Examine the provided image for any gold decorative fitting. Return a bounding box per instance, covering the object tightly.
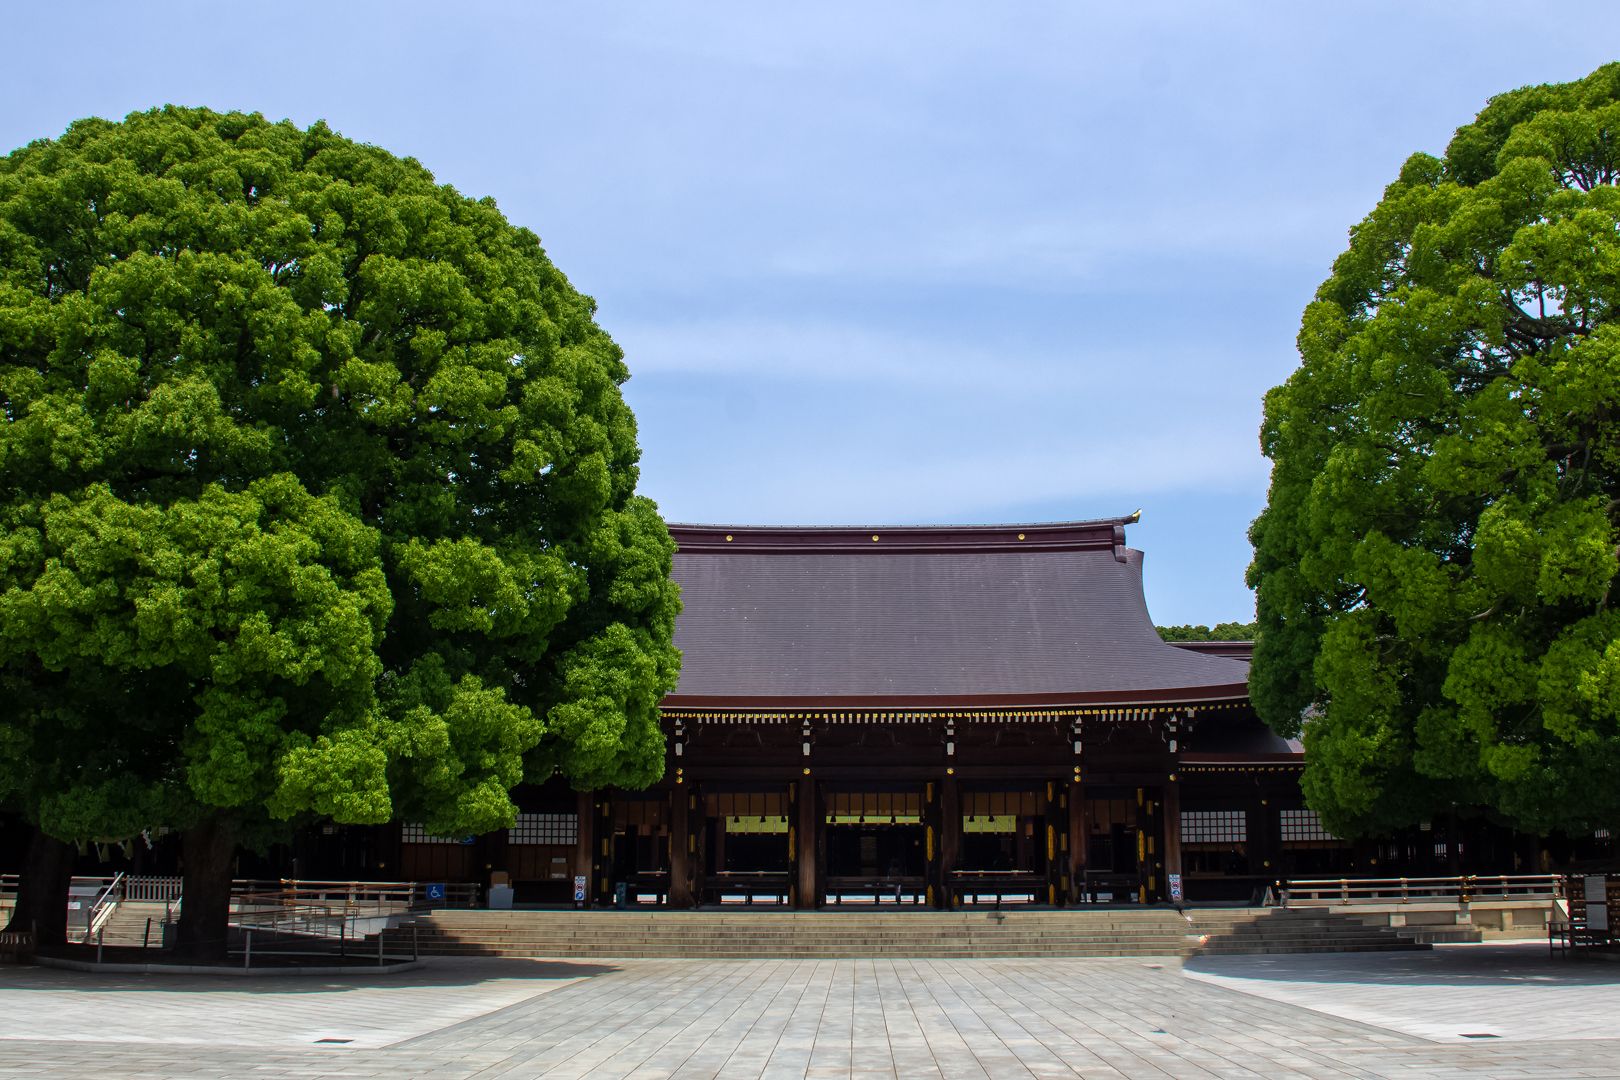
[946,766,955,776]
[871,534,880,542]
[1017,533,1025,540]
[802,767,811,775]
[725,534,733,541]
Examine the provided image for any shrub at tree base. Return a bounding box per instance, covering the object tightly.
[1249,64,1620,840]
[0,108,681,957]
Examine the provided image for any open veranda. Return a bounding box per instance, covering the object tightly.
[1,944,1618,1079]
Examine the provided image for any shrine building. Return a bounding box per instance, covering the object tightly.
[397,514,1332,908]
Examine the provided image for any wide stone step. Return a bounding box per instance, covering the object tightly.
[395,945,1189,958]
[400,932,1198,939]
[365,907,1429,959]
[397,932,1183,943]
[405,932,1192,939]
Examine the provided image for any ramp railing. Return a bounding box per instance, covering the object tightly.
[1282,874,1561,906]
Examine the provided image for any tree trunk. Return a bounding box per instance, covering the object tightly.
[174,814,237,962]
[3,825,75,948]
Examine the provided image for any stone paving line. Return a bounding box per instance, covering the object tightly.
[0,951,1617,1078]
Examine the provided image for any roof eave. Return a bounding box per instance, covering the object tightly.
[660,683,1252,711]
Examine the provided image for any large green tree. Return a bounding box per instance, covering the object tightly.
[0,108,680,956]
[1249,63,1620,841]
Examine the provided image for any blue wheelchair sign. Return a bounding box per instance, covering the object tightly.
[425,882,447,901]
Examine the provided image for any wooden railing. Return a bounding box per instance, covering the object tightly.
[230,879,481,911]
[126,875,183,902]
[1282,874,1562,906]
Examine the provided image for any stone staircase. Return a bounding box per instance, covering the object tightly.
[78,901,174,946]
[369,906,1430,960]
[1186,908,1430,955]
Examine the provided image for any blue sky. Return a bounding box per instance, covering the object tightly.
[6,5,1617,625]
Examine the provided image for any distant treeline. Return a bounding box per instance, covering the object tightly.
[1156,622,1256,642]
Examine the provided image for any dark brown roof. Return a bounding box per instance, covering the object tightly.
[1169,640,1253,662]
[664,518,1253,709]
[1181,723,1303,762]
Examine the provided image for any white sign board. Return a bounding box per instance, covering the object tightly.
[1585,875,1609,932]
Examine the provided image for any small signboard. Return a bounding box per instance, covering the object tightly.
[425,882,447,902]
[573,874,587,903]
[1168,873,1184,904]
[1586,875,1609,932]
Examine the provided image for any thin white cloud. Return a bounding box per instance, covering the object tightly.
[617,317,1268,402]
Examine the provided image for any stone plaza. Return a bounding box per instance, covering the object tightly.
[0,943,1617,1078]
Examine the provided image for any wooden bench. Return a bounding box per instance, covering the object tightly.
[948,870,1044,908]
[702,872,790,905]
[825,875,927,905]
[1079,872,1143,904]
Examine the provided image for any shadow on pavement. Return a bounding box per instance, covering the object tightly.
[1184,943,1620,988]
[0,956,620,994]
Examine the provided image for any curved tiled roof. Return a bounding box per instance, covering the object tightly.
[663,518,1252,708]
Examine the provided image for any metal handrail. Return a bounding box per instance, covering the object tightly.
[232,899,353,938]
[1282,873,1562,906]
[81,872,126,943]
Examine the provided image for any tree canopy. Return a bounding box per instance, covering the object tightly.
[1248,64,1620,839]
[0,108,680,947]
[1157,622,1256,643]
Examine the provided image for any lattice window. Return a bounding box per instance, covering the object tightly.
[1279,809,1338,842]
[1181,810,1246,844]
[1596,828,1611,840]
[401,823,463,845]
[509,813,577,846]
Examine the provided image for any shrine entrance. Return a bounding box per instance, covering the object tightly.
[950,786,1054,906]
[700,789,791,905]
[1082,787,1163,903]
[607,796,670,905]
[823,789,926,904]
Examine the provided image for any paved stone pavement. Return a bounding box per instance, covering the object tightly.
[0,946,1617,1078]
[1184,942,1620,1044]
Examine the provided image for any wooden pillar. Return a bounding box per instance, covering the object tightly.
[713,810,727,876]
[595,793,613,906]
[795,776,818,909]
[1067,779,1087,903]
[1251,789,1276,897]
[1446,808,1463,876]
[1042,781,1062,907]
[1134,786,1151,904]
[1163,775,1183,906]
[939,774,961,908]
[924,779,941,907]
[573,789,595,909]
[669,785,693,908]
